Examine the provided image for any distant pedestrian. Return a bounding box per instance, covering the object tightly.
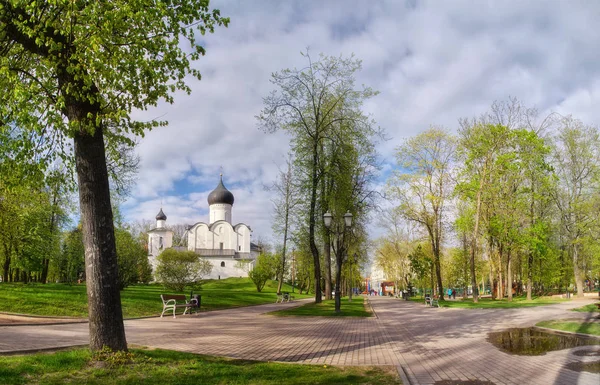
[452,289,456,299]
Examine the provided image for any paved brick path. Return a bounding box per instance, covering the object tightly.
[0,297,598,385]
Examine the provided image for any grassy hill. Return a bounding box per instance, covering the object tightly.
[0,278,311,318]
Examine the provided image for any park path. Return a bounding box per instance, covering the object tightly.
[0,297,598,385]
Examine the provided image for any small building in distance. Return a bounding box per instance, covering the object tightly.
[148,174,259,280]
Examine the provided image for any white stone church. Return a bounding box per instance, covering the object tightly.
[147,175,259,280]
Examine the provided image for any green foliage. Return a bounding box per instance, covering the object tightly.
[258,51,381,302]
[114,227,150,289]
[0,0,230,168]
[156,249,212,292]
[54,227,86,283]
[408,245,432,286]
[248,252,279,292]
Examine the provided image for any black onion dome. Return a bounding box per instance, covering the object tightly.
[156,208,167,221]
[207,175,234,206]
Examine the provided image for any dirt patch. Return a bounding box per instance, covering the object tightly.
[0,313,86,325]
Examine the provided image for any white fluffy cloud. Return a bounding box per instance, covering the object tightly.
[122,0,600,242]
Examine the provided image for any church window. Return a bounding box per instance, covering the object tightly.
[238,246,241,251]
[221,261,225,267]
[220,242,224,250]
[159,237,163,249]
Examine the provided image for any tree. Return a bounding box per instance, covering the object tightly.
[0,0,228,351]
[552,117,600,297]
[248,251,278,292]
[267,154,300,295]
[408,244,433,296]
[114,227,149,290]
[155,249,212,292]
[55,226,85,284]
[258,52,378,303]
[388,128,456,299]
[457,123,512,302]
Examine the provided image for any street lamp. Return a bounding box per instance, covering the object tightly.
[323,210,353,313]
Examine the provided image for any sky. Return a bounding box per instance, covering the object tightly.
[122,0,600,244]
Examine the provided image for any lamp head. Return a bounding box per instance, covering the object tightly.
[344,211,353,228]
[323,211,332,228]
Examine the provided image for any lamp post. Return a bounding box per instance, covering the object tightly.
[323,210,353,313]
[291,248,295,294]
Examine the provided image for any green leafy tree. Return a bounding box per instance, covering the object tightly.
[0,0,228,351]
[552,117,600,297]
[258,52,379,303]
[114,228,148,290]
[156,249,212,292]
[248,252,278,292]
[387,127,456,299]
[408,244,433,297]
[55,226,85,284]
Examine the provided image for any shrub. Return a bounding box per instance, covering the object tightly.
[248,252,278,292]
[155,249,212,291]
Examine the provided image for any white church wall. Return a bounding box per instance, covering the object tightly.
[210,203,232,223]
[205,258,252,280]
[148,230,173,278]
[235,225,250,252]
[189,223,209,249]
[211,221,233,249]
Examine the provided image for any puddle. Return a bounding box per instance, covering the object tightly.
[488,328,600,356]
[435,381,496,385]
[573,349,600,357]
[565,361,600,374]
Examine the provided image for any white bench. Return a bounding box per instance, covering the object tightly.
[160,294,198,318]
[275,292,294,303]
[425,297,440,308]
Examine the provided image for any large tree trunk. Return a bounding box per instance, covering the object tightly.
[572,244,584,298]
[2,243,10,283]
[309,142,322,303]
[276,221,288,295]
[497,243,503,299]
[507,248,513,301]
[74,126,127,352]
[470,186,484,302]
[41,192,59,284]
[433,244,444,300]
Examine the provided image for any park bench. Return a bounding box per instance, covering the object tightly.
[425,297,440,308]
[595,303,600,310]
[160,294,200,318]
[275,292,294,303]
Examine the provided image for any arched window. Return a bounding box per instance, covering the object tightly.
[221,261,225,267]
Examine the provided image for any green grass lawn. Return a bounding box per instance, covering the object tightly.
[270,297,372,317]
[0,278,312,318]
[409,295,566,309]
[0,347,401,385]
[570,303,600,313]
[536,320,600,336]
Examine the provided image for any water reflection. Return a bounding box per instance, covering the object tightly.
[488,328,600,356]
